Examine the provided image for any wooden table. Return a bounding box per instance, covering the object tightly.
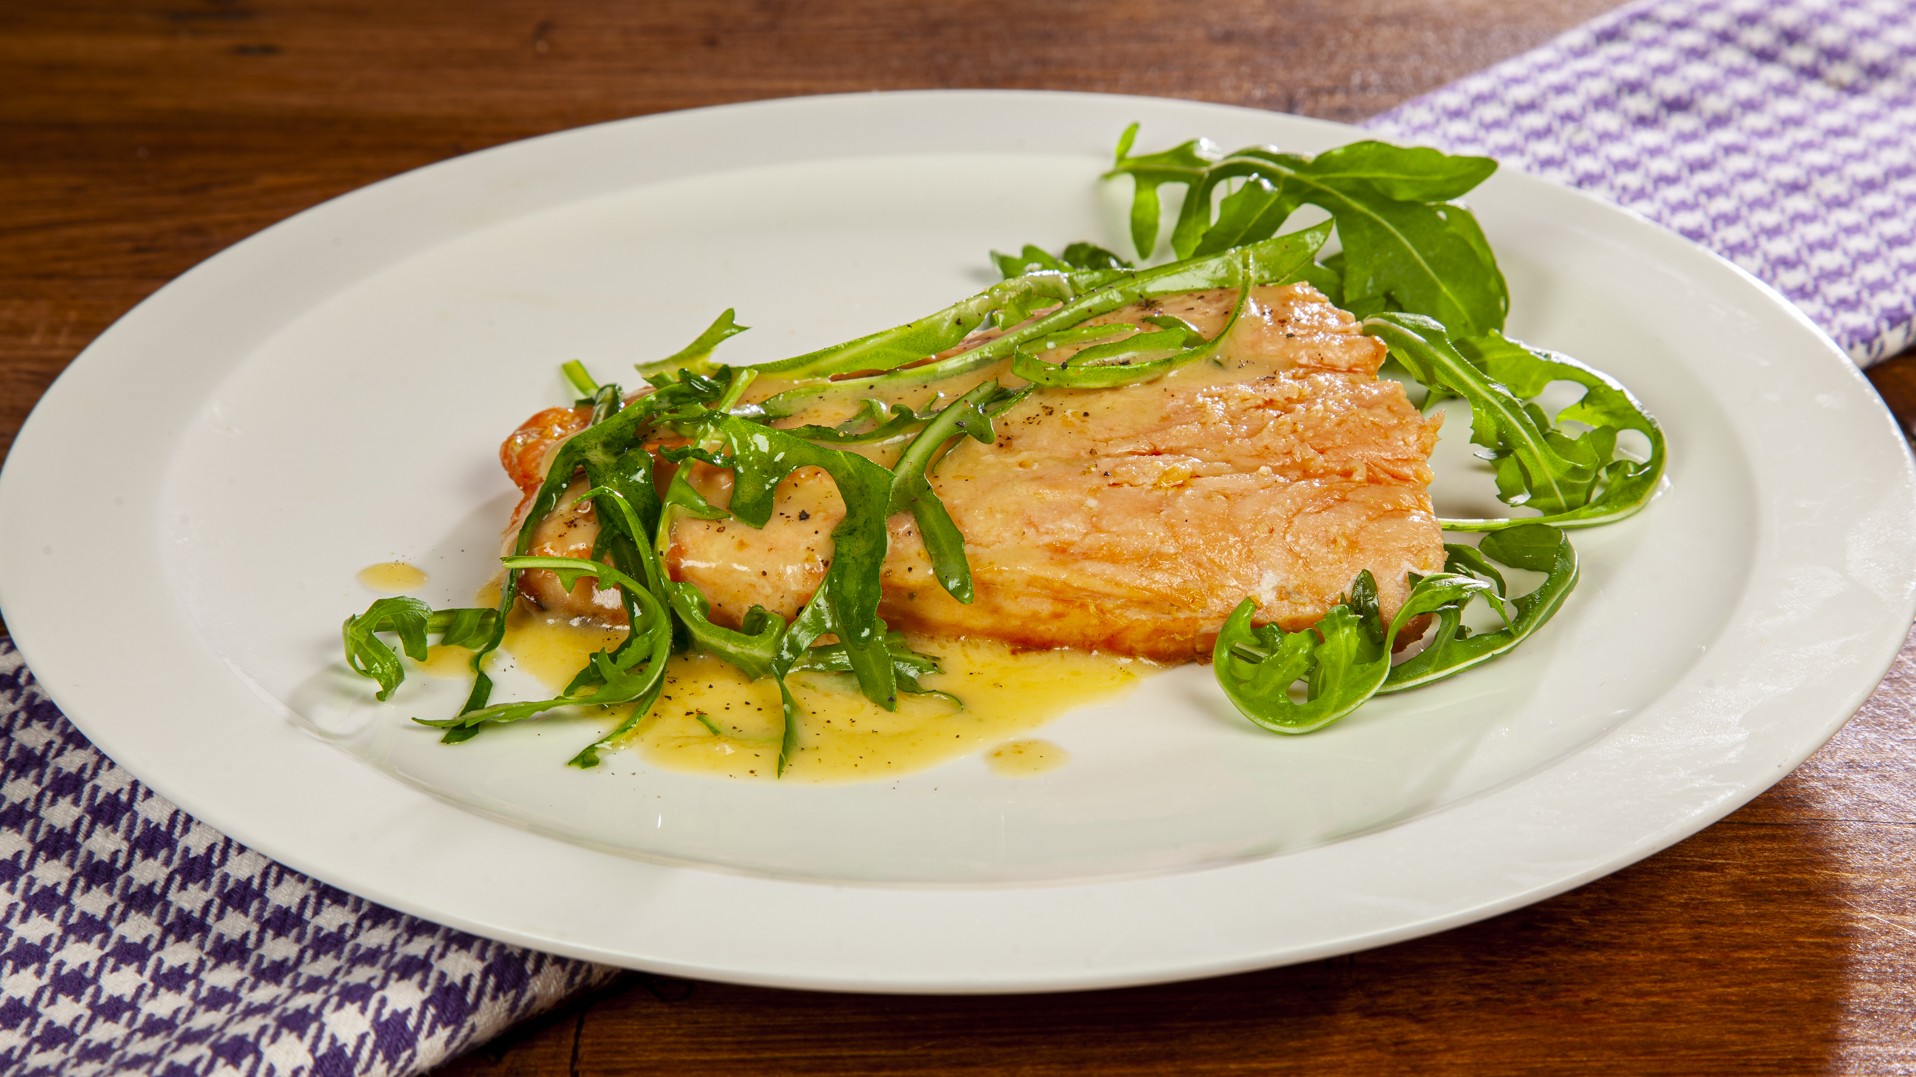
[6,2,1914,1072]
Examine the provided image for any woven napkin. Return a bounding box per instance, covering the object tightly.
[1366,0,1916,366]
[0,643,613,1076]
[7,0,1916,1074]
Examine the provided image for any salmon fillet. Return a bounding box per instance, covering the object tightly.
[502,282,1445,662]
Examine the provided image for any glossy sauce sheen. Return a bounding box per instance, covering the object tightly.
[475,608,1139,781]
[504,282,1446,661]
[357,561,428,593]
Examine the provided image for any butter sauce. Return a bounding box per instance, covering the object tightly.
[357,560,428,593]
[631,641,1131,782]
[984,738,1070,777]
[423,589,1140,781]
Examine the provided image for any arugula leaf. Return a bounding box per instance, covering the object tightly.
[749,272,1093,384]
[1108,127,1507,337]
[666,583,784,680]
[1009,252,1256,389]
[561,360,600,397]
[415,556,675,767]
[1011,320,1203,388]
[1103,127,1213,271]
[1211,567,1498,734]
[706,418,896,695]
[1453,332,1668,530]
[341,598,498,701]
[636,308,750,383]
[584,452,666,576]
[574,482,673,632]
[793,633,963,707]
[434,369,733,739]
[1362,313,1664,529]
[651,414,900,772]
[1363,311,1592,513]
[887,380,1028,602]
[992,241,1132,278]
[754,224,1330,420]
[1381,524,1579,692]
[779,398,939,446]
[1304,140,1499,202]
[579,382,623,426]
[1211,585,1393,735]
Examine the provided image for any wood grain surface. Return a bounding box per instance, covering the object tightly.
[4,2,1914,1073]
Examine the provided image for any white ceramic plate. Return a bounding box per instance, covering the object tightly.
[4,91,1913,993]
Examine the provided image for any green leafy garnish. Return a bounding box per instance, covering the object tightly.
[648,414,901,773]
[1106,127,1662,534]
[1382,524,1580,692]
[412,557,674,768]
[339,128,1665,769]
[1362,313,1665,529]
[752,223,1328,414]
[1210,575,1394,735]
[1212,568,1500,734]
[341,598,497,701]
[560,359,600,397]
[1009,256,1255,389]
[886,380,1028,602]
[1109,126,1507,335]
[637,308,750,382]
[1213,525,1574,733]
[793,633,963,708]
[779,398,940,446]
[991,241,1132,278]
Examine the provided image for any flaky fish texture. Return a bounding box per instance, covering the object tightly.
[501,282,1445,661]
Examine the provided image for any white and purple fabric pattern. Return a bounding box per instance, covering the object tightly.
[5,0,1915,1073]
[0,645,613,1076]
[1369,0,1916,366]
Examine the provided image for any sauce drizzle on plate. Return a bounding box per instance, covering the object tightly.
[440,588,1141,782]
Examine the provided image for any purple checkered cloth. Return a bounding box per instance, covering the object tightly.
[0,643,613,1076]
[1368,0,1916,366]
[6,0,1915,1073]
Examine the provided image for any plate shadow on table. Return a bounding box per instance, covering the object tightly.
[442,810,1859,1074]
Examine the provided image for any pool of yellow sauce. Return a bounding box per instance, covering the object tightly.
[438,593,1141,782]
[358,561,428,593]
[417,642,482,679]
